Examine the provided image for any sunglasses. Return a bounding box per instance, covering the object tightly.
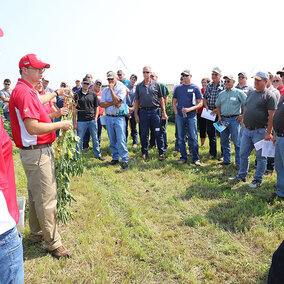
[182,74,190,77]
[95,83,102,86]
[238,76,245,79]
[27,66,45,73]
[107,78,114,81]
[212,73,219,76]
[4,83,10,85]
[224,80,231,83]
[143,71,150,74]
[82,82,90,85]
[273,80,280,83]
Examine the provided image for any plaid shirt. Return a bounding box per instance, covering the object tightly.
[204,80,225,110]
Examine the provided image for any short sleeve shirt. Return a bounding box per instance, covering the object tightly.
[126,84,136,107]
[244,89,277,128]
[215,87,247,116]
[273,95,284,133]
[203,80,225,110]
[74,90,99,121]
[135,80,163,108]
[9,79,56,148]
[0,88,11,113]
[101,81,127,115]
[160,83,169,97]
[173,83,202,118]
[235,84,254,96]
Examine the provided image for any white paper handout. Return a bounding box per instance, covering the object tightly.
[254,139,264,151]
[201,108,216,121]
[261,141,275,157]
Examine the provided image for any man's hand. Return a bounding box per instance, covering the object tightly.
[57,88,72,98]
[236,115,243,122]
[264,132,272,141]
[109,82,115,90]
[55,107,68,118]
[135,114,139,124]
[162,112,168,121]
[182,107,189,115]
[61,120,72,131]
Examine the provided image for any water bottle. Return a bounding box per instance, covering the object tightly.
[182,106,187,118]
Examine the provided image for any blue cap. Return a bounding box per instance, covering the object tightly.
[253,71,269,80]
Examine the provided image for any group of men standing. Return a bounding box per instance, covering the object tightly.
[1,53,284,281]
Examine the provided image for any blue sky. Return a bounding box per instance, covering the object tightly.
[0,0,283,89]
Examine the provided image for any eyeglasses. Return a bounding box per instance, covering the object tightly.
[273,80,280,83]
[224,80,231,83]
[212,73,219,76]
[238,76,245,79]
[95,83,102,86]
[182,74,190,77]
[107,78,114,81]
[4,83,10,86]
[82,82,90,85]
[143,71,150,74]
[27,66,45,73]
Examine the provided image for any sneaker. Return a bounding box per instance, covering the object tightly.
[133,144,138,148]
[228,176,246,182]
[249,180,261,188]
[218,157,224,162]
[177,159,186,164]
[109,160,119,165]
[219,161,231,166]
[194,160,201,167]
[50,246,72,259]
[121,162,129,169]
[158,155,165,161]
[97,156,105,161]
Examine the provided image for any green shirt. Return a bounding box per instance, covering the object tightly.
[215,87,246,116]
[160,83,169,97]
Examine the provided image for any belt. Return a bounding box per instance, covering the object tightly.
[222,115,239,118]
[140,107,158,110]
[277,133,284,137]
[106,114,125,117]
[22,143,51,150]
[246,126,265,131]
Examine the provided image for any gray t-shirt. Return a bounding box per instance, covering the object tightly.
[0,88,11,113]
[135,80,162,108]
[235,84,254,96]
[244,89,277,128]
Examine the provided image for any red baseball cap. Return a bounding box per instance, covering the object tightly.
[19,54,50,69]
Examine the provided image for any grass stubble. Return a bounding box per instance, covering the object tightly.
[14,123,284,283]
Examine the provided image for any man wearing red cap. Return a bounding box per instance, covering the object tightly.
[9,54,73,259]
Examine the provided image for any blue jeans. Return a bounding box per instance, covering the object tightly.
[0,227,24,284]
[139,109,165,156]
[125,112,138,145]
[175,114,200,162]
[77,120,101,158]
[237,127,267,182]
[220,116,241,165]
[106,116,129,162]
[4,111,10,122]
[83,116,103,148]
[275,136,284,197]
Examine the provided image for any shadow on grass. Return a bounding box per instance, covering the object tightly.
[23,238,48,260]
[180,177,284,232]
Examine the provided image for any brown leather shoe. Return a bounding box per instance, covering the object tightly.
[50,246,72,259]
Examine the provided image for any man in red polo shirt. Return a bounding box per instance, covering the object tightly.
[9,54,72,259]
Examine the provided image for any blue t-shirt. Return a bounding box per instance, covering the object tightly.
[173,83,202,118]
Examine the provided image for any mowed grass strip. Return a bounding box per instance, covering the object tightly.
[14,122,284,283]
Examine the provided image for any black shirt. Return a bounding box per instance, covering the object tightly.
[74,90,99,121]
[273,95,284,134]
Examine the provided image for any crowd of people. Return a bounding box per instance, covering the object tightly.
[1,53,284,282]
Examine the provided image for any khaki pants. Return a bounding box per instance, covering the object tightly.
[20,146,62,251]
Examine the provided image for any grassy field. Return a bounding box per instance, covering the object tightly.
[14,122,284,283]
